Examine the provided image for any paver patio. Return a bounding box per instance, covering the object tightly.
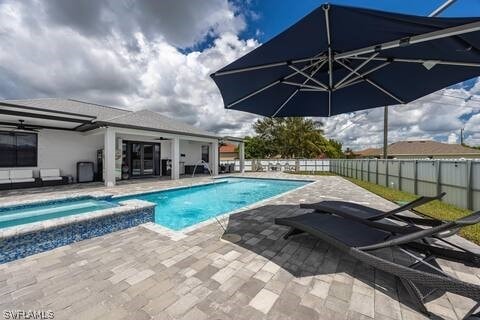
[0,173,479,319]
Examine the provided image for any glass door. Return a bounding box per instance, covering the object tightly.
[131,143,142,176]
[143,144,154,175]
[128,142,159,177]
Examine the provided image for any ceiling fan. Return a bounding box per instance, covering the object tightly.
[8,120,41,132]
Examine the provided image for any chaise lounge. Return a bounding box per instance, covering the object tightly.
[300,192,446,226]
[275,212,480,316]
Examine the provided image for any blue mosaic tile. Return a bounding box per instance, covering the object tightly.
[0,208,154,264]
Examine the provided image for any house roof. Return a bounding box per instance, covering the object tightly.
[355,140,480,157]
[0,98,219,139]
[100,109,219,138]
[1,98,129,121]
[220,143,237,153]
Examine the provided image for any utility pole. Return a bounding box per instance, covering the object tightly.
[382,0,457,160]
[383,106,388,159]
[461,128,464,145]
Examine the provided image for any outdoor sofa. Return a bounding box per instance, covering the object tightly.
[39,168,68,186]
[0,168,68,190]
[275,212,480,316]
[8,169,40,189]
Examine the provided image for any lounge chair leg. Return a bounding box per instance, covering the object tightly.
[398,278,431,316]
[283,227,305,239]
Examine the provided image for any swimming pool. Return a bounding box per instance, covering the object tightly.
[113,177,310,230]
[0,197,118,229]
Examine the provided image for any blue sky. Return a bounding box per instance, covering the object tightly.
[240,0,480,42]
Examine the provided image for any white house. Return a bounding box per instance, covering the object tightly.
[0,98,245,187]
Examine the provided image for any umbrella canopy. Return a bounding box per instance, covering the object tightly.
[210,4,480,117]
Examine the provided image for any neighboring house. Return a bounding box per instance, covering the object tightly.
[0,98,245,186]
[354,140,480,159]
[219,143,238,161]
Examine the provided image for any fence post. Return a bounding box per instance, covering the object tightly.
[367,159,370,182]
[435,160,441,197]
[413,160,418,195]
[295,159,300,172]
[360,160,364,181]
[398,161,402,191]
[385,160,389,187]
[375,159,379,184]
[466,160,473,210]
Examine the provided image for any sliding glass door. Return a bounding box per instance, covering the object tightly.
[128,142,160,177]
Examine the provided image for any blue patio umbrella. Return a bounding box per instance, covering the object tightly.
[210,4,480,117]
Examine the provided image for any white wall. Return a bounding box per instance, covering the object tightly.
[180,140,208,166]
[1,129,103,179]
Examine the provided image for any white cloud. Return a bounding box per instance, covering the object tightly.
[323,82,480,150]
[0,0,258,135]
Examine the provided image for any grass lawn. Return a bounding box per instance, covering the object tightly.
[344,177,480,245]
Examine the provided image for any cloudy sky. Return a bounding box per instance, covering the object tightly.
[0,0,479,150]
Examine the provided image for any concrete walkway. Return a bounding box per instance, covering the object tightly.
[0,173,478,319]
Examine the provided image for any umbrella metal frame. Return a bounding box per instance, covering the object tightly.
[212,5,480,118]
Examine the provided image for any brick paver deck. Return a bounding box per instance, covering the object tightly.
[0,173,479,319]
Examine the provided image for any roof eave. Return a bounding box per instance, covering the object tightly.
[95,121,220,140]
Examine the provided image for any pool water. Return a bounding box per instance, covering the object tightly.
[113,177,310,230]
[0,198,117,229]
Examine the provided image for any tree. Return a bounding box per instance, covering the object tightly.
[244,136,271,159]
[245,117,344,159]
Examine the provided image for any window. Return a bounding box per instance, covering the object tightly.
[0,132,37,167]
[201,145,209,163]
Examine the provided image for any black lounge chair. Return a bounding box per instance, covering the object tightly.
[275,212,480,316]
[300,192,446,227]
[299,192,480,267]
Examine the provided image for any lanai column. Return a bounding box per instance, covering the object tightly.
[104,127,116,187]
[171,137,180,180]
[211,140,219,175]
[239,142,245,173]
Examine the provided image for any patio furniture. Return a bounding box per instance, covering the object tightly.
[40,168,68,186]
[283,163,294,172]
[0,170,11,190]
[300,192,447,227]
[269,163,278,171]
[275,212,480,315]
[9,169,40,189]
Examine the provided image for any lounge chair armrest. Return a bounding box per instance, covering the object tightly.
[358,221,457,251]
[455,210,480,226]
[388,192,446,215]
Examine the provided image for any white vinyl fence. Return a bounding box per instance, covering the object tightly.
[330,159,480,211]
[220,159,330,173]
